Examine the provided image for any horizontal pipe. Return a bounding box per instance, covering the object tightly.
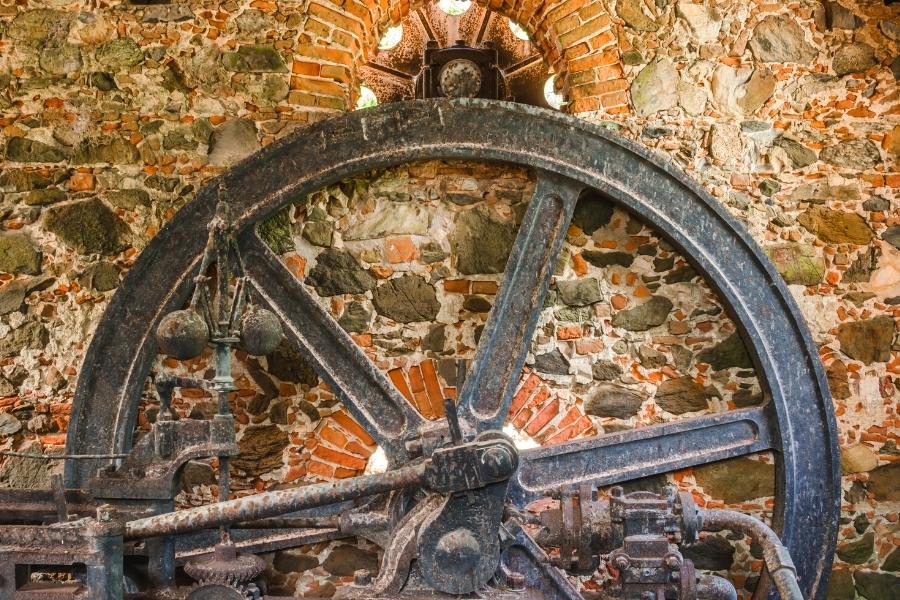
[699,509,804,600]
[125,463,425,541]
[697,573,738,600]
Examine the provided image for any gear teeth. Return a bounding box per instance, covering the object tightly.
[183,543,266,587]
[185,581,252,600]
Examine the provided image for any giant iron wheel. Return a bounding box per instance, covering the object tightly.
[64,100,840,599]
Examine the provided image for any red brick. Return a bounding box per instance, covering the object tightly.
[389,367,414,403]
[525,398,560,436]
[420,360,445,418]
[331,409,376,446]
[508,373,542,418]
[444,279,470,294]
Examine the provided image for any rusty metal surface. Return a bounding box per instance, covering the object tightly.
[52,99,839,599]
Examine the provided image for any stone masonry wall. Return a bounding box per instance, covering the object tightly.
[0,1,898,599]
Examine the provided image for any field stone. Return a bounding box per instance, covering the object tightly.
[0,233,42,275]
[372,274,439,323]
[820,139,882,171]
[617,0,659,32]
[7,9,73,46]
[236,9,274,33]
[346,202,430,240]
[840,445,878,474]
[44,198,129,255]
[836,316,894,364]
[322,545,378,577]
[854,571,900,600]
[78,262,120,292]
[308,249,375,297]
[867,461,900,501]
[107,189,151,210]
[798,206,873,245]
[676,1,722,43]
[232,425,288,475]
[557,278,602,307]
[836,532,874,565]
[883,547,900,572]
[611,296,673,331]
[339,302,372,333]
[592,360,623,381]
[693,458,775,503]
[208,119,259,167]
[630,58,679,116]
[682,535,734,571]
[749,15,817,64]
[73,136,140,164]
[96,38,144,69]
[533,348,569,376]
[832,43,877,76]
[582,251,633,268]
[24,188,66,206]
[697,333,752,370]
[773,138,817,168]
[39,44,83,75]
[5,138,67,163]
[572,192,614,235]
[0,412,22,436]
[0,279,28,314]
[655,376,712,414]
[0,444,62,488]
[450,208,515,274]
[0,321,48,358]
[764,244,824,286]
[222,45,287,72]
[273,550,318,574]
[825,2,861,30]
[584,383,645,419]
[736,68,776,115]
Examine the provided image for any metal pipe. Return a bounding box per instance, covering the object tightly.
[696,574,738,600]
[125,463,426,541]
[699,509,803,600]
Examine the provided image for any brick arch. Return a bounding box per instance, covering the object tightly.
[291,0,628,114]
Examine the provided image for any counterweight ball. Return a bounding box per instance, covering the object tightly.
[156,309,209,360]
[239,307,282,356]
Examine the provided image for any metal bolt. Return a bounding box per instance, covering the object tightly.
[664,554,682,570]
[642,568,653,578]
[479,445,513,479]
[507,572,525,591]
[354,569,372,586]
[612,555,630,571]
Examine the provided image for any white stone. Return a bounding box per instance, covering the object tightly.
[709,122,744,165]
[710,64,752,117]
[677,1,723,43]
[344,202,431,240]
[678,81,708,115]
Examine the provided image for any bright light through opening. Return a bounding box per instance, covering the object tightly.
[438,0,471,16]
[544,76,564,110]
[356,86,378,110]
[508,19,529,41]
[366,446,388,474]
[379,24,403,51]
[503,424,539,450]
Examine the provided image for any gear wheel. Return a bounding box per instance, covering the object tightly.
[183,543,266,587]
[184,582,251,600]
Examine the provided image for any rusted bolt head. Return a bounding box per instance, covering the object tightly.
[156,309,208,360]
[354,569,372,586]
[612,555,630,571]
[479,445,514,479]
[609,486,624,498]
[239,307,283,356]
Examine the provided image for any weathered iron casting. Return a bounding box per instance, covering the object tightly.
[0,100,839,600]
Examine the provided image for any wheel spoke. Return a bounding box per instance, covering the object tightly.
[239,231,426,464]
[458,171,583,434]
[510,406,776,504]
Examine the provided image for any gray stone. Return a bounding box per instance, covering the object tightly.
[557,278,602,307]
[572,192,614,235]
[78,262,120,292]
[790,181,859,204]
[676,1,722,43]
[837,532,874,565]
[592,360,623,381]
[881,19,900,41]
[893,56,900,80]
[24,188,65,206]
[638,345,666,369]
[7,10,72,47]
[89,72,117,91]
[820,139,881,171]
[844,246,878,283]
[338,302,372,333]
[682,535,734,571]
[302,221,333,247]
[617,0,658,31]
[696,333,752,370]
[44,198,129,255]
[258,209,293,255]
[759,179,780,197]
[0,233,42,275]
[884,546,900,572]
[0,169,64,192]
[273,550,318,574]
[422,324,446,352]
[773,138,817,168]
[863,196,890,212]
[709,123,743,165]
[73,136,140,164]
[533,348,569,376]
[655,376,712,414]
[145,174,179,193]
[622,50,644,66]
[345,202,430,240]
[882,226,900,250]
[0,412,21,436]
[180,461,216,490]
[5,138,67,163]
[693,458,775,503]
[372,275,439,323]
[39,44,82,76]
[678,81,707,115]
[825,2,861,30]
[208,119,259,167]
[611,296,673,331]
[267,340,318,386]
[836,316,894,364]
[832,43,877,77]
[555,305,593,322]
[232,425,288,475]
[0,444,61,488]
[107,189,151,210]
[463,295,492,313]
[222,45,287,72]
[420,241,447,263]
[855,571,900,600]
[868,462,900,502]
[96,38,144,69]
[749,15,817,64]
[827,360,851,400]
[0,321,49,358]
[0,279,28,315]
[582,251,633,268]
[764,243,824,285]
[450,208,515,275]
[584,383,645,419]
[630,58,679,116]
[798,206,873,245]
[308,249,375,296]
[322,545,378,577]
[236,9,274,34]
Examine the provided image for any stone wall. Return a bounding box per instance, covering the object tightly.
[0,1,898,599]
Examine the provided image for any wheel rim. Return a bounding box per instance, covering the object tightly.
[65,99,839,599]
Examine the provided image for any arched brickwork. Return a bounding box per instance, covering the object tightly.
[291,0,628,113]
